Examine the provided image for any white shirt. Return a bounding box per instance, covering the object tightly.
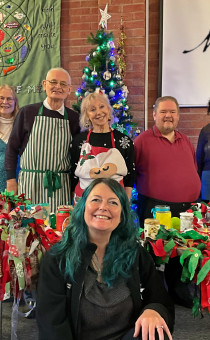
[43,98,65,116]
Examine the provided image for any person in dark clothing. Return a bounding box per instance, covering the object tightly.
[5,67,80,212]
[36,178,174,340]
[196,102,210,202]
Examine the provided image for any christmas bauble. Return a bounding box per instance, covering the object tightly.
[103,70,111,80]
[109,56,115,62]
[109,90,115,97]
[91,70,97,77]
[115,73,121,80]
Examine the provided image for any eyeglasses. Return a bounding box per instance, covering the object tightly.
[0,96,14,103]
[45,80,70,88]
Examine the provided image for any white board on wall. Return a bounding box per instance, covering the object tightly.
[161,0,210,106]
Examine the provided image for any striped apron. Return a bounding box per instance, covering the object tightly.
[18,105,71,212]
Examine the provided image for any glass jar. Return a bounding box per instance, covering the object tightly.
[144,218,160,240]
[180,212,194,232]
[152,205,171,229]
[56,205,71,232]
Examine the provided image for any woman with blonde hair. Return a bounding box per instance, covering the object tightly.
[71,92,135,203]
[0,84,19,191]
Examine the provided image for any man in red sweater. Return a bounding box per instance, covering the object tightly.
[134,95,200,227]
[134,96,201,307]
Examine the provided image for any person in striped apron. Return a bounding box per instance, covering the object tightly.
[5,67,80,212]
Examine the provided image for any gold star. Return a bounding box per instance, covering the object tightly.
[99,4,111,29]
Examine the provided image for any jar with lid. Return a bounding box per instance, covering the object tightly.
[152,205,171,229]
[144,218,160,240]
[56,205,71,232]
[180,212,194,232]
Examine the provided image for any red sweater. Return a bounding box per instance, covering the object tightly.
[134,125,201,202]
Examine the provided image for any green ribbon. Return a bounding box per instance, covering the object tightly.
[180,248,202,281]
[21,168,68,198]
[43,170,62,198]
[197,258,210,285]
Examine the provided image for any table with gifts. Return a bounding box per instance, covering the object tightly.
[0,192,210,338]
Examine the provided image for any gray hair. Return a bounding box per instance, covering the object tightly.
[45,67,71,84]
[153,96,179,113]
[80,92,113,130]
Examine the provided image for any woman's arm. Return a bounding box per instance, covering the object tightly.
[36,251,73,340]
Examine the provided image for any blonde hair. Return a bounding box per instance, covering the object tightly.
[0,84,19,118]
[80,92,113,129]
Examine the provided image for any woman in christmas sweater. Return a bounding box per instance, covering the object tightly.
[70,92,135,203]
[0,84,19,192]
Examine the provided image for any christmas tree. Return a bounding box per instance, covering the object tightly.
[72,26,136,136]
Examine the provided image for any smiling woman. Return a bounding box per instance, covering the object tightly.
[0,84,19,192]
[37,178,174,340]
[71,92,136,203]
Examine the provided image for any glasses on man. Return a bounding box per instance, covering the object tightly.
[46,80,69,88]
[0,96,14,103]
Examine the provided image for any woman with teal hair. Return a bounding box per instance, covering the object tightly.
[37,178,174,340]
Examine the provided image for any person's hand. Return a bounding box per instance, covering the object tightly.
[6,179,18,195]
[133,309,173,340]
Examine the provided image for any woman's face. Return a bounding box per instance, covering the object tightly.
[0,88,15,119]
[86,98,110,132]
[84,183,122,239]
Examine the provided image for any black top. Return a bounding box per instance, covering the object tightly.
[36,244,175,340]
[196,123,210,176]
[5,102,80,179]
[70,129,135,191]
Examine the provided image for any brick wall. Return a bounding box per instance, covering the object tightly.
[61,0,209,149]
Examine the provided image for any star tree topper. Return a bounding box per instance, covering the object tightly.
[99,4,111,29]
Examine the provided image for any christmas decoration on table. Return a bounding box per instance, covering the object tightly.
[72,14,137,137]
[187,202,210,232]
[144,224,210,316]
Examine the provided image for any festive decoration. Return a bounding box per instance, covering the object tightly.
[72,26,137,135]
[117,17,127,79]
[99,4,111,29]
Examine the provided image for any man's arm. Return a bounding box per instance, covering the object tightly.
[6,179,18,194]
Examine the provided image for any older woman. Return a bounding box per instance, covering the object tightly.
[37,178,174,340]
[70,92,135,202]
[0,84,19,192]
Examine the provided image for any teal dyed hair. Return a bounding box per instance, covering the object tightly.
[50,178,139,286]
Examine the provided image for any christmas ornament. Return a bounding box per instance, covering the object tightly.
[91,66,97,77]
[108,40,115,49]
[95,87,105,94]
[99,4,111,29]
[93,51,97,57]
[103,70,111,80]
[115,73,121,81]
[109,56,115,62]
[122,85,129,98]
[82,74,87,80]
[109,90,115,97]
